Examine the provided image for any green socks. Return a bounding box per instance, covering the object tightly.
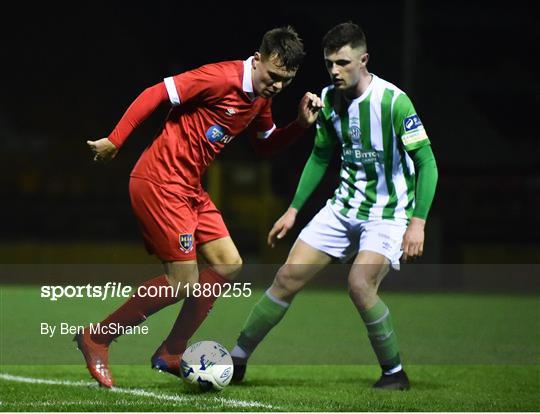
[232,290,289,359]
[232,292,401,374]
[360,299,402,373]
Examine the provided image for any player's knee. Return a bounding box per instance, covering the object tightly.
[224,254,243,277]
[210,254,243,279]
[347,275,376,300]
[232,254,243,268]
[164,262,199,287]
[273,265,305,296]
[377,265,390,280]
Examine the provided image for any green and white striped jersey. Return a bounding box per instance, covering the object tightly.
[317,74,430,221]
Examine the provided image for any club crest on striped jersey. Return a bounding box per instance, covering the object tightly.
[179,233,194,253]
[349,117,361,139]
[350,126,361,139]
[403,114,422,131]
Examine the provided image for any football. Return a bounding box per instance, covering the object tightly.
[180,341,234,391]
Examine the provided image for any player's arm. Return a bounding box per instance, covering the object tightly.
[410,145,438,221]
[249,92,322,157]
[267,116,337,247]
[403,145,438,259]
[87,82,169,163]
[88,65,221,163]
[393,93,439,260]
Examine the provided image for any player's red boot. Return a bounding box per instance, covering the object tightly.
[74,329,114,388]
[151,342,182,377]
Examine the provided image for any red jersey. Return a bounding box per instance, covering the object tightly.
[129,58,274,196]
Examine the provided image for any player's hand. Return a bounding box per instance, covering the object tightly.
[268,207,298,248]
[87,138,118,163]
[296,92,323,128]
[401,217,425,262]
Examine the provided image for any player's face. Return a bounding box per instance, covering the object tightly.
[252,52,297,99]
[324,45,368,92]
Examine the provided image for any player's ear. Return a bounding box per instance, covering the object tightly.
[253,52,261,67]
[361,53,369,66]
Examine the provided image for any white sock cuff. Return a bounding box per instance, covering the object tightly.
[265,289,290,308]
[384,364,403,375]
[230,345,249,359]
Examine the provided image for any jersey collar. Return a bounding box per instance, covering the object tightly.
[242,57,257,100]
[346,73,377,103]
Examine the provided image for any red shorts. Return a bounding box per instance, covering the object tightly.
[129,177,229,261]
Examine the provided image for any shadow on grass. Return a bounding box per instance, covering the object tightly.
[229,375,446,391]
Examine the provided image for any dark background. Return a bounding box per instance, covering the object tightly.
[2,0,538,267]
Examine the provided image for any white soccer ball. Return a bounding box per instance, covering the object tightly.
[180,341,234,391]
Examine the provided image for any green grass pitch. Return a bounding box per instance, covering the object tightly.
[1,286,539,411]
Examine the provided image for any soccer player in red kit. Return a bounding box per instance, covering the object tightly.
[76,26,322,388]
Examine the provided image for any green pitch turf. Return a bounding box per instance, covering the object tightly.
[1,364,538,411]
[1,286,539,411]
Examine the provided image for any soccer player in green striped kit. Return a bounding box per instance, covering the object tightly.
[230,22,438,390]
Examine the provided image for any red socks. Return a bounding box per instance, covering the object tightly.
[90,269,228,354]
[161,267,228,354]
[91,275,180,345]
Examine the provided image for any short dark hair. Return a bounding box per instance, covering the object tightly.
[322,22,367,53]
[259,26,305,70]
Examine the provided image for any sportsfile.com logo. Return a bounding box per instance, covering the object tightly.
[40,282,253,301]
[403,114,422,132]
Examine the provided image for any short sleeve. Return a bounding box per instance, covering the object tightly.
[251,98,276,139]
[164,64,222,106]
[392,93,430,151]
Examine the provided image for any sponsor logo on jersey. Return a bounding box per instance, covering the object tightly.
[206,125,235,144]
[402,114,428,147]
[343,147,382,165]
[403,114,422,132]
[225,108,237,116]
[206,125,225,142]
[179,233,194,254]
[402,129,428,146]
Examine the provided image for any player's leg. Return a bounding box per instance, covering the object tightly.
[234,240,330,351]
[236,239,331,354]
[151,194,239,375]
[348,220,409,390]
[148,260,204,375]
[231,202,349,372]
[152,236,242,375]
[269,239,332,301]
[92,260,197,345]
[75,259,197,387]
[75,177,198,387]
[231,203,350,382]
[197,236,243,280]
[230,239,331,381]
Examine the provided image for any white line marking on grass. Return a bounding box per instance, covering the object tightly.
[0,373,95,387]
[4,399,149,408]
[0,373,276,410]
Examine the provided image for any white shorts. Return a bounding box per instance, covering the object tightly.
[298,201,408,270]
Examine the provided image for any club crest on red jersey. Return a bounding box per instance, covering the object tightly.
[179,233,194,253]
